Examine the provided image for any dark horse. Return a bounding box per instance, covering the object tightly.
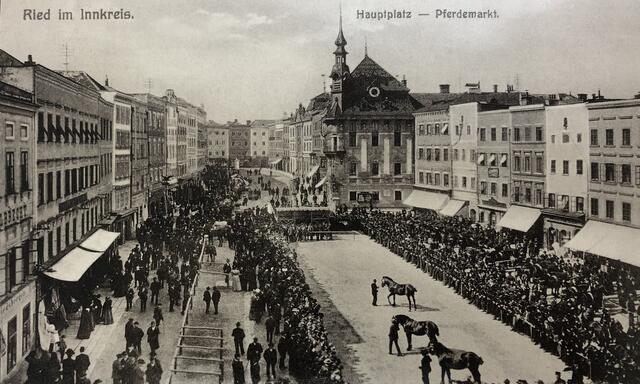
[392,314,439,351]
[427,341,483,384]
[381,276,417,311]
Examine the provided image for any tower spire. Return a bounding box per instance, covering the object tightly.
[365,36,368,57]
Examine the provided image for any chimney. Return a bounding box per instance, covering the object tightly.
[592,93,596,101]
[26,54,34,64]
[577,93,587,102]
[634,92,640,100]
[506,84,514,93]
[439,84,450,94]
[493,84,498,93]
[246,120,251,126]
[401,75,407,87]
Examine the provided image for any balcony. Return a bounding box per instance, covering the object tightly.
[323,140,345,156]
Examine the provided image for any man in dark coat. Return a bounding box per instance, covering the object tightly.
[203,287,212,314]
[75,347,91,383]
[389,319,402,356]
[124,318,134,350]
[61,349,76,384]
[232,322,245,355]
[125,288,134,311]
[223,259,232,287]
[131,322,144,355]
[265,315,276,344]
[371,279,378,306]
[149,278,161,306]
[146,321,160,354]
[277,335,288,370]
[212,286,221,314]
[112,352,125,384]
[263,342,278,380]
[419,349,432,384]
[138,286,148,312]
[145,352,163,384]
[232,354,245,384]
[247,337,263,363]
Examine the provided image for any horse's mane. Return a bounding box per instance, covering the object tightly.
[382,276,394,281]
[433,341,452,353]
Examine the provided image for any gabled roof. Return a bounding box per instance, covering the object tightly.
[349,55,408,92]
[0,50,25,67]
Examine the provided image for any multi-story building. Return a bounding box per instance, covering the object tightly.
[228,120,251,166]
[498,104,547,241]
[133,93,166,217]
[450,103,479,219]
[196,106,207,172]
[409,105,452,212]
[176,100,188,177]
[322,18,420,208]
[477,109,512,226]
[130,97,149,223]
[564,99,640,265]
[282,117,291,173]
[250,120,274,167]
[289,109,304,176]
[181,100,198,177]
[85,77,137,239]
[542,103,589,248]
[204,121,228,163]
[164,89,178,178]
[268,119,285,171]
[0,79,38,381]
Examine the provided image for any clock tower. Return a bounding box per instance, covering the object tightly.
[330,8,349,110]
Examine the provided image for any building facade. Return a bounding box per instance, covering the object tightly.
[164,90,178,178]
[477,109,511,226]
[450,103,478,219]
[205,122,229,162]
[130,97,149,224]
[250,120,273,167]
[228,120,251,165]
[196,106,207,172]
[0,80,38,382]
[542,103,589,248]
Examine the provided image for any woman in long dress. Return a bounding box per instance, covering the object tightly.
[102,297,114,325]
[76,307,93,339]
[231,269,241,292]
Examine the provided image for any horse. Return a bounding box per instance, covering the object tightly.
[381,276,418,311]
[392,314,439,351]
[427,341,483,384]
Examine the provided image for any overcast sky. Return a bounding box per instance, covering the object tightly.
[1,0,640,122]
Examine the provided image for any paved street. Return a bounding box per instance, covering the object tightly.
[296,235,567,384]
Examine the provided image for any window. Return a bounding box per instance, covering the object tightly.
[480,181,487,195]
[64,169,70,196]
[348,130,356,147]
[591,162,599,181]
[22,304,31,356]
[513,127,521,142]
[426,148,432,161]
[514,185,520,202]
[562,133,570,143]
[434,173,440,186]
[576,197,584,212]
[37,112,45,142]
[623,202,631,222]
[20,151,28,192]
[590,129,598,146]
[501,183,508,197]
[535,187,543,206]
[577,133,582,143]
[551,160,556,174]
[371,162,379,176]
[426,172,432,185]
[524,153,531,172]
[349,162,357,176]
[524,127,531,141]
[535,126,543,141]
[576,160,583,175]
[606,200,614,219]
[462,176,467,188]
[622,164,632,184]
[55,170,61,199]
[434,149,441,162]
[394,191,402,201]
[622,128,631,146]
[548,193,556,208]
[443,173,449,187]
[418,172,424,184]
[349,191,357,201]
[418,148,424,160]
[479,128,486,141]
[394,163,401,175]
[470,150,476,163]
[513,154,521,172]
[551,135,555,144]
[490,127,496,141]
[591,198,599,216]
[562,160,569,175]
[6,151,15,195]
[5,121,15,139]
[535,154,544,174]
[636,166,640,185]
[605,129,614,146]
[7,317,17,372]
[605,163,615,182]
[443,149,448,161]
[501,127,508,141]
[525,187,532,203]
[394,129,401,146]
[372,131,379,147]
[418,124,425,135]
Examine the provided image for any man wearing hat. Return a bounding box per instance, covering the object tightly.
[146,352,163,384]
[232,353,245,384]
[75,346,91,383]
[388,319,402,356]
[419,349,431,383]
[223,259,232,287]
[61,349,76,384]
[553,371,566,384]
[263,342,278,380]
[132,359,145,384]
[112,352,125,384]
[232,322,245,355]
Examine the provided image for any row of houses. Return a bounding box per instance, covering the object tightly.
[0,49,207,380]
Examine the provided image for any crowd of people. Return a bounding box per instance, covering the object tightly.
[350,208,640,384]
[228,207,344,383]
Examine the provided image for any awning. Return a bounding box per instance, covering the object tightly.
[44,248,103,282]
[500,154,508,166]
[477,154,485,164]
[439,199,467,217]
[270,158,283,165]
[489,154,496,164]
[441,123,449,135]
[497,205,541,232]
[306,165,320,179]
[79,229,120,253]
[403,190,448,211]
[166,177,178,186]
[315,176,327,189]
[565,220,640,268]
